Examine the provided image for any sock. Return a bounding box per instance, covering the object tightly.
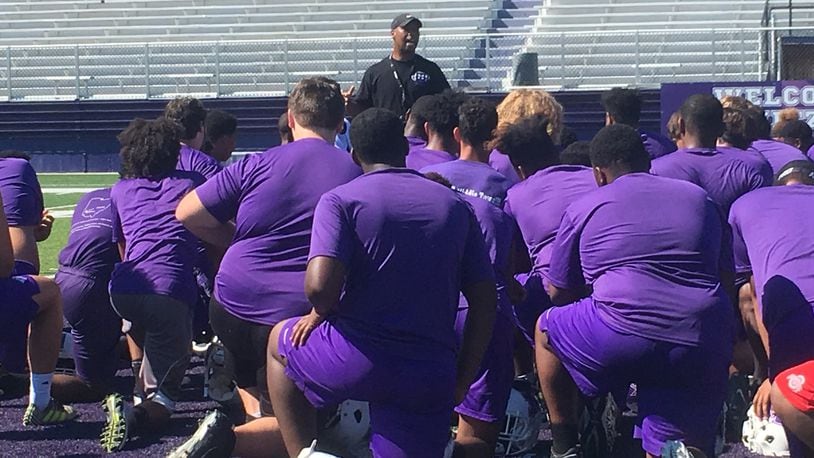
[550,424,579,454]
[30,372,53,409]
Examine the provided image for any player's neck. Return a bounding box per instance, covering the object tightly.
[681,134,716,150]
[426,137,455,155]
[292,127,335,144]
[458,144,489,164]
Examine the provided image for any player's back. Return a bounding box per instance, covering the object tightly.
[750,139,809,175]
[651,146,766,212]
[559,172,732,349]
[319,168,490,362]
[58,188,118,275]
[406,146,455,171]
[205,138,361,325]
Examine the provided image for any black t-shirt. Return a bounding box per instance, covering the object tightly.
[354,54,450,120]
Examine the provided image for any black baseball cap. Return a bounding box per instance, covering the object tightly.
[391,13,422,30]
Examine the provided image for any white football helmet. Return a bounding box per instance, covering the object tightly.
[297,440,341,458]
[742,406,790,457]
[495,386,546,456]
[318,399,371,457]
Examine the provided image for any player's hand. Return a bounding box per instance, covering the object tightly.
[342,86,355,105]
[506,276,527,305]
[753,378,772,420]
[34,210,54,242]
[290,309,325,348]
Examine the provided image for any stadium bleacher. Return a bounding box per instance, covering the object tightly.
[2,0,812,100]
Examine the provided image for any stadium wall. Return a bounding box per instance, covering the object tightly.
[1,90,662,172]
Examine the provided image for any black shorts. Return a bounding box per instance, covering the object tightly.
[209,297,272,390]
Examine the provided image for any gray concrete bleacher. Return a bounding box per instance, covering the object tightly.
[0,0,812,100]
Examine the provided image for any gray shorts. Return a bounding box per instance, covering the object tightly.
[111,293,192,410]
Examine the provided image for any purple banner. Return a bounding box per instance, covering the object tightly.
[660,81,814,134]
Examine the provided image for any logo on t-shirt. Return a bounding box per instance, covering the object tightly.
[82,197,111,218]
[412,71,430,86]
[787,374,806,393]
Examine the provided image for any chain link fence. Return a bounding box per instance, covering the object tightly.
[0,27,802,102]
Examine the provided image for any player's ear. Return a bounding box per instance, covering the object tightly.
[423,121,431,139]
[593,166,608,187]
[678,116,687,138]
[287,110,296,132]
[452,126,462,144]
[350,148,362,168]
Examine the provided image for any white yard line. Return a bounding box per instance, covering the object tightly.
[50,209,75,219]
[41,187,101,194]
[38,172,117,176]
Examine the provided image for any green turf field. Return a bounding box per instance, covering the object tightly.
[38,173,118,275]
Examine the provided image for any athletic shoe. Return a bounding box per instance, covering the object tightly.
[578,394,619,458]
[100,393,130,453]
[167,410,235,458]
[23,398,78,426]
[204,338,236,403]
[550,446,582,458]
[661,440,707,458]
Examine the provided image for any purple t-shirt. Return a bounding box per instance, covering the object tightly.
[808,143,814,161]
[196,138,361,325]
[58,188,119,275]
[0,158,43,227]
[651,147,768,213]
[547,173,733,349]
[406,146,456,171]
[505,165,597,275]
[109,171,205,305]
[729,185,814,315]
[751,139,809,175]
[639,129,677,160]
[177,144,222,180]
[457,193,515,318]
[420,159,511,208]
[488,149,521,186]
[717,145,774,185]
[309,168,494,361]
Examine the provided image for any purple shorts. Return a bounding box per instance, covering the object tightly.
[538,298,729,456]
[454,308,514,423]
[56,268,120,386]
[513,272,551,347]
[0,262,39,372]
[0,275,39,339]
[279,318,455,458]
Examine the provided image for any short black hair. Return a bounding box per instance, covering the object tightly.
[493,114,558,169]
[424,90,469,139]
[776,160,814,185]
[118,117,182,179]
[163,96,207,140]
[589,124,650,171]
[679,94,725,143]
[349,108,408,166]
[746,106,772,140]
[405,95,434,138]
[278,114,293,144]
[559,126,579,149]
[601,88,642,126]
[205,110,237,143]
[288,77,345,130]
[458,97,497,147]
[0,150,31,161]
[559,141,592,167]
[721,107,752,150]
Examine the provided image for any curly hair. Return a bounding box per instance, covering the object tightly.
[496,89,563,144]
[666,111,682,143]
[720,95,754,111]
[721,107,752,149]
[601,88,642,126]
[118,118,182,179]
[163,96,207,140]
[458,97,497,148]
[773,107,801,138]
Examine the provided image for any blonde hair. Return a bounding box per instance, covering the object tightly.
[496,89,563,144]
[773,108,801,137]
[666,111,681,143]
